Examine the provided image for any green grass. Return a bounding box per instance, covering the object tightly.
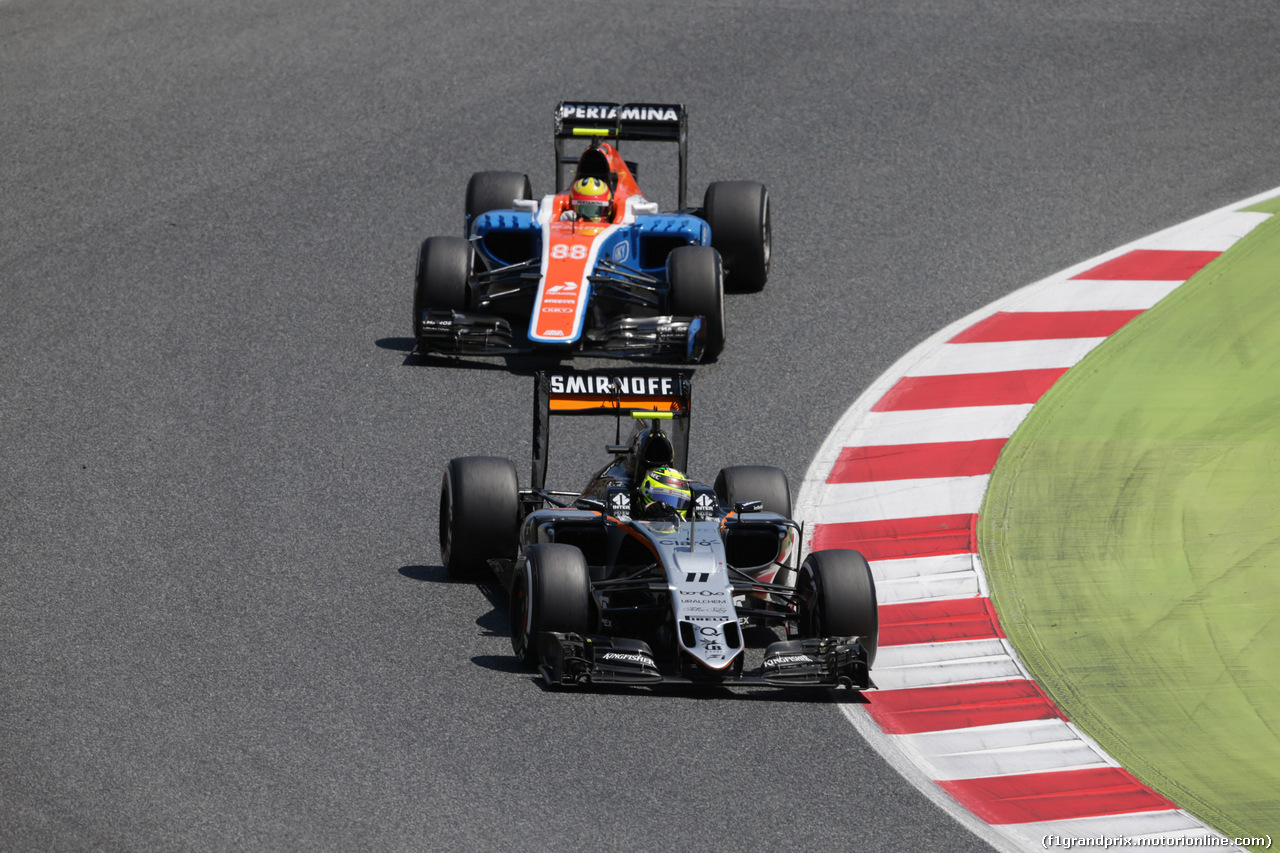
[1244,195,1280,215]
[980,202,1280,847]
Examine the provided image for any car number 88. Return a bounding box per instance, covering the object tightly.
[551,244,588,260]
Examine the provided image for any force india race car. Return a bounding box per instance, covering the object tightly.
[413,102,771,363]
[438,369,878,689]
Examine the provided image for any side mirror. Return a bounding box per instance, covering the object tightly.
[575,497,607,513]
[513,198,538,212]
[734,500,764,513]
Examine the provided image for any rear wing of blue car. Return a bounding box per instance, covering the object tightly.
[554,101,689,209]
[532,368,692,490]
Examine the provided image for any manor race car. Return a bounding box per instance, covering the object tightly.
[437,370,878,689]
[412,102,771,362]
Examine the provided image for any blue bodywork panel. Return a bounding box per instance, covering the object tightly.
[472,210,710,275]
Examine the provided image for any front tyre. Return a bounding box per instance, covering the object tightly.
[510,544,593,667]
[465,171,533,234]
[797,549,878,667]
[714,465,792,518]
[413,236,472,341]
[703,180,770,292]
[667,245,726,361]
[439,456,519,580]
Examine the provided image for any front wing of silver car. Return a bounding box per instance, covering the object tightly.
[537,633,872,690]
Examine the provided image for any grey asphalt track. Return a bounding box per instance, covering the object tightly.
[4,1,1279,850]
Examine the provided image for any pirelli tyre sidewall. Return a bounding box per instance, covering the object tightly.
[511,544,592,667]
[439,456,519,580]
[414,236,472,339]
[713,465,792,518]
[464,170,533,234]
[797,549,878,667]
[703,180,770,293]
[667,245,726,361]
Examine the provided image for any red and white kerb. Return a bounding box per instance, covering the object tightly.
[797,200,1272,852]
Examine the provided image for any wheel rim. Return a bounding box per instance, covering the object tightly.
[439,482,453,567]
[799,566,821,637]
[760,198,771,269]
[514,587,529,654]
[512,564,534,659]
[717,255,726,332]
[714,289,726,343]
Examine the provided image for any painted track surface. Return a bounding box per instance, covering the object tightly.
[796,194,1275,851]
[5,2,1280,850]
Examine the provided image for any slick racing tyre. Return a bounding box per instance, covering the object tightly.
[413,236,471,340]
[703,180,770,292]
[713,465,792,518]
[667,245,726,361]
[797,549,878,666]
[439,456,519,580]
[465,171,533,233]
[511,544,592,667]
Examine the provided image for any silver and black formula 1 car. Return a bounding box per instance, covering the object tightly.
[438,370,877,689]
[413,101,771,362]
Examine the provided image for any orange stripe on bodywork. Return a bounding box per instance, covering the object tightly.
[618,521,661,560]
[548,396,683,412]
[531,222,601,341]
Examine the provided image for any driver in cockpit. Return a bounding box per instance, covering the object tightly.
[560,177,613,223]
[637,466,693,520]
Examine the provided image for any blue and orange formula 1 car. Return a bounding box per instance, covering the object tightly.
[412,102,771,362]
[438,369,878,689]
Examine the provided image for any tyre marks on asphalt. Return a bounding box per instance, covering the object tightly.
[799,200,1273,851]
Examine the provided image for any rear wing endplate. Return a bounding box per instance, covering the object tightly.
[532,369,692,490]
[554,101,689,209]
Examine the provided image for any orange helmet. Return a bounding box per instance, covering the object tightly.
[570,177,612,221]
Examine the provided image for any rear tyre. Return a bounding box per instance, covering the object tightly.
[796,549,878,666]
[714,465,792,518]
[465,171,533,233]
[510,544,593,667]
[439,456,519,580]
[703,180,770,292]
[667,245,726,361]
[413,236,472,340]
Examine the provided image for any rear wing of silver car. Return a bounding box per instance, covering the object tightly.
[554,101,689,209]
[532,369,692,491]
